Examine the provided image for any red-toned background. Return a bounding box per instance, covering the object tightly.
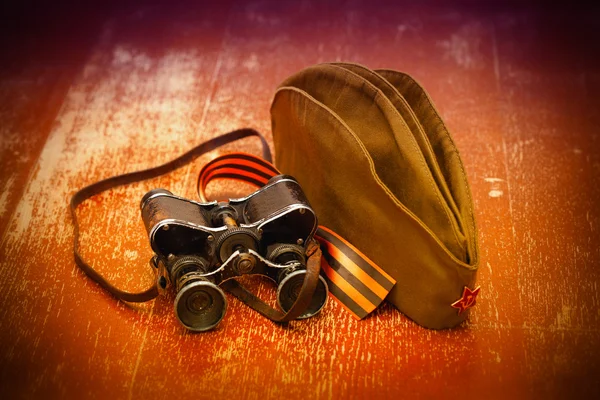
[1,1,599,398]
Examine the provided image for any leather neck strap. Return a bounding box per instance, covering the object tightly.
[221,243,321,323]
[70,128,318,322]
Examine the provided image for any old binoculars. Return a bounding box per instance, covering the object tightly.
[140,175,328,331]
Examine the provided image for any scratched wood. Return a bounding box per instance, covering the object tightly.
[1,1,599,399]
[0,2,110,239]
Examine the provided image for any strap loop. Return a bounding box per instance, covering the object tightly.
[221,242,322,323]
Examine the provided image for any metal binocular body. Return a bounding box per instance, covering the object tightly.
[140,175,328,331]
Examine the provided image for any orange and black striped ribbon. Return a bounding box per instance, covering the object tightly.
[197,152,280,202]
[315,227,395,319]
[198,153,396,319]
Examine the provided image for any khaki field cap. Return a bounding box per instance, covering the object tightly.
[271,63,480,329]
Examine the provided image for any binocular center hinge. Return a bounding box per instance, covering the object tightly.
[215,227,260,263]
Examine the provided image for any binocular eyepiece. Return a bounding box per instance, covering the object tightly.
[277,269,328,319]
[141,176,328,331]
[269,244,328,319]
[170,255,227,331]
[166,247,329,331]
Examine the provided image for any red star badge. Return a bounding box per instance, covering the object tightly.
[451,286,481,314]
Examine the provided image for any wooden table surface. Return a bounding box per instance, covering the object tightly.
[1,1,599,398]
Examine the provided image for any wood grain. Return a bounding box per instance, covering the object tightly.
[1,1,599,399]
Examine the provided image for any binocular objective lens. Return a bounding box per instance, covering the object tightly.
[175,281,227,331]
[277,270,328,319]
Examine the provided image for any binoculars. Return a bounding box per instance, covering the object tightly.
[140,174,328,331]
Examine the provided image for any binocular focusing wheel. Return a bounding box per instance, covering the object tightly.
[277,270,328,319]
[174,281,227,331]
[216,228,260,263]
